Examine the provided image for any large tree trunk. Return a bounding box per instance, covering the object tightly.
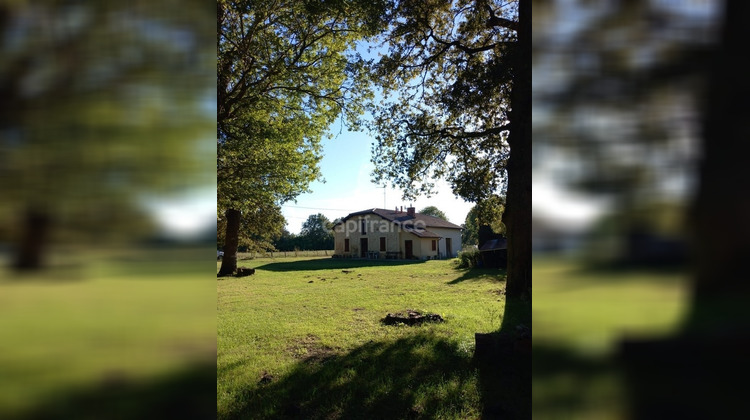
[620,1,750,417]
[217,208,240,277]
[503,0,531,300]
[477,6,532,405]
[14,207,51,270]
[684,0,750,334]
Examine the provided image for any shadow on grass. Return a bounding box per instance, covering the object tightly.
[1,263,88,283]
[447,266,506,285]
[252,258,426,272]
[9,361,216,420]
[473,295,531,419]
[223,332,527,420]
[532,344,620,418]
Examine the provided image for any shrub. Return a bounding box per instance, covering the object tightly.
[456,248,481,268]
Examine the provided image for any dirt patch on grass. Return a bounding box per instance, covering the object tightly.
[287,334,337,364]
[381,309,444,326]
[258,371,274,385]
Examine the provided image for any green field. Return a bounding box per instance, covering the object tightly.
[0,247,216,418]
[0,250,688,418]
[217,256,518,419]
[533,257,690,419]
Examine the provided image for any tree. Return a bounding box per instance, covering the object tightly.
[217,207,286,253]
[217,0,387,276]
[462,195,505,246]
[534,0,750,416]
[272,229,299,252]
[418,206,448,221]
[625,1,750,416]
[0,1,215,270]
[365,0,530,298]
[299,213,335,250]
[533,0,714,265]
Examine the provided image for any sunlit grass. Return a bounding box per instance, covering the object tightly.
[218,256,508,419]
[534,257,689,353]
[0,247,216,417]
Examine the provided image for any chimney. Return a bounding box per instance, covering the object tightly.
[400,206,403,212]
[407,206,415,217]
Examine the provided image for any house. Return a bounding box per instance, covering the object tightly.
[332,207,462,259]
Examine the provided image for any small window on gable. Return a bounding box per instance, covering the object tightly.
[361,219,366,234]
[432,240,436,251]
[344,238,350,252]
[380,237,386,251]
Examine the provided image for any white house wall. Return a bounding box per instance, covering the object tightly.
[429,227,463,258]
[419,238,439,259]
[333,215,401,258]
[333,214,462,259]
[333,226,347,255]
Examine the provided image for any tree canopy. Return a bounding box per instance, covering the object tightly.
[0,1,215,269]
[363,0,529,300]
[365,0,516,202]
[533,0,716,255]
[217,0,388,275]
[299,213,335,250]
[418,206,448,221]
[462,195,505,246]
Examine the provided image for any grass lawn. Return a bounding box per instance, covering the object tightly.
[0,247,216,418]
[533,256,691,419]
[217,256,517,419]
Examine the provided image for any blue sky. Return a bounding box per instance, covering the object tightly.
[279,40,474,233]
[280,125,474,234]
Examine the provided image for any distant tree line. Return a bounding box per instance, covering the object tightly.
[273,213,334,251]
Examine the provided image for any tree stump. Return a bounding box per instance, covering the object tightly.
[235,267,255,277]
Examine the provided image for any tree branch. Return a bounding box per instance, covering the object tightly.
[484,1,518,31]
[431,34,499,55]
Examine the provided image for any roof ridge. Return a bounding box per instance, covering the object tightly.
[340,208,462,230]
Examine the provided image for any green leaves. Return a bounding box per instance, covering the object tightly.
[218,0,386,250]
[0,1,215,241]
[462,195,505,246]
[419,206,449,221]
[365,0,514,202]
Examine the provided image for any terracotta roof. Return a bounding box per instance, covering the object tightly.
[337,208,462,230]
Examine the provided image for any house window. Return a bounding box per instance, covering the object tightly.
[431,240,436,251]
[380,237,386,251]
[344,238,350,252]
[361,219,366,234]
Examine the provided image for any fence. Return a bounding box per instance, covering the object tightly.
[237,250,334,260]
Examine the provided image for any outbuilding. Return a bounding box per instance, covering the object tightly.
[479,237,507,268]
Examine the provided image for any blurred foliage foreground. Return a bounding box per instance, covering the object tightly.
[0,247,216,419]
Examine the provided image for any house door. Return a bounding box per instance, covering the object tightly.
[446,238,452,257]
[405,240,413,259]
[360,238,368,257]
